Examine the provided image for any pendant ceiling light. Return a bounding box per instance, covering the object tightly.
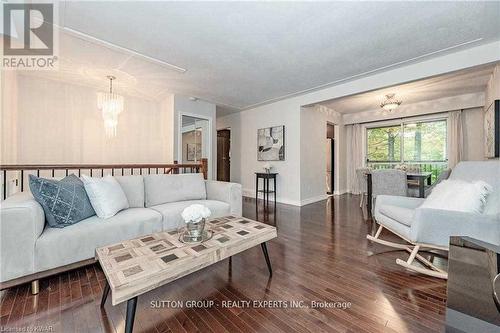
[380,93,402,112]
[97,76,124,137]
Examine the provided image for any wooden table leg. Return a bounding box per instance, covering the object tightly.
[255,176,259,203]
[261,242,272,277]
[274,176,277,208]
[266,177,269,204]
[100,281,110,307]
[125,297,138,333]
[263,177,267,207]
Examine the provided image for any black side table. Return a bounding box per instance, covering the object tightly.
[255,172,277,205]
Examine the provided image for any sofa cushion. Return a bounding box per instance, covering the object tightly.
[379,204,414,227]
[35,208,163,272]
[82,175,130,218]
[144,174,206,207]
[150,200,230,231]
[29,174,96,228]
[115,175,145,208]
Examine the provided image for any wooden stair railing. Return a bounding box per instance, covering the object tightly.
[0,158,208,200]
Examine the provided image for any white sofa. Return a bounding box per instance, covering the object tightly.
[0,173,242,290]
[369,161,500,279]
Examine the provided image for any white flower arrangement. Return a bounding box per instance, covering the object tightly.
[263,163,273,173]
[395,164,408,171]
[181,204,211,224]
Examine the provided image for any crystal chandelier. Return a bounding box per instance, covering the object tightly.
[97,76,124,137]
[380,93,402,112]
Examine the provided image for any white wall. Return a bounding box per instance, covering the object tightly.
[2,74,174,164]
[217,100,301,205]
[483,63,500,160]
[0,74,218,178]
[300,105,344,204]
[173,95,216,179]
[343,92,485,125]
[218,41,500,206]
[485,64,500,110]
[160,94,175,164]
[462,107,485,161]
[0,71,18,164]
[345,99,486,163]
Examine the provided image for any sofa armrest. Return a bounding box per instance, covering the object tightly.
[205,181,242,216]
[374,195,424,216]
[0,192,45,282]
[411,207,500,248]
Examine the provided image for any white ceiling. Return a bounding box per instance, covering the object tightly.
[16,1,500,113]
[318,64,497,114]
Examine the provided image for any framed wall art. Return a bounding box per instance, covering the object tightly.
[257,125,285,161]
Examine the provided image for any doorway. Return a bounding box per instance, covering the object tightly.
[217,129,230,181]
[326,123,335,194]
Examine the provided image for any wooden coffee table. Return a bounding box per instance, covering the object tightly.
[96,215,277,333]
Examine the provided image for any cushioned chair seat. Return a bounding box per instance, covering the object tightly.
[35,208,163,272]
[379,204,414,227]
[374,211,412,241]
[151,200,231,231]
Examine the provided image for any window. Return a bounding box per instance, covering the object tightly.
[366,119,447,181]
[402,120,446,162]
[366,125,401,162]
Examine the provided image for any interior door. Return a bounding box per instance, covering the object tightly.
[217,129,230,181]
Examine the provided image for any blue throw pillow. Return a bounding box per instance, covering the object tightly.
[29,174,96,228]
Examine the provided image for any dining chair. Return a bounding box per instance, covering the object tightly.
[356,168,370,208]
[371,169,407,213]
[407,168,451,198]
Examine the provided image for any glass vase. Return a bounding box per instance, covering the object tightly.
[186,218,206,239]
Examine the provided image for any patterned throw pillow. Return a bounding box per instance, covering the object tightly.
[29,174,96,228]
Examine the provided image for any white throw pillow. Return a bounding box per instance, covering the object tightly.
[420,179,492,214]
[81,175,129,219]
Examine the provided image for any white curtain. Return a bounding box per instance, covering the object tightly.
[346,124,363,194]
[448,110,463,169]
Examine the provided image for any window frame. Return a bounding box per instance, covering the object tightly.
[365,116,448,165]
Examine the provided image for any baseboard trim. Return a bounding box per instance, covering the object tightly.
[243,189,333,207]
[242,189,301,206]
[300,194,329,206]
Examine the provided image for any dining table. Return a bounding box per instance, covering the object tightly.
[366,171,432,215]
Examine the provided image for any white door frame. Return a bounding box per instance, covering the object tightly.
[177,112,213,179]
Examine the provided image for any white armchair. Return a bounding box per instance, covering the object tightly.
[367,161,500,279]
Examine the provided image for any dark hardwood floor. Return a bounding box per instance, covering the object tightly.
[0,195,447,333]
